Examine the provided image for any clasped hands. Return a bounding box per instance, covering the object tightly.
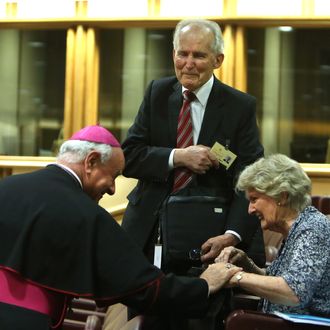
[199,236,248,293]
[214,246,249,287]
[199,261,242,294]
[200,245,250,293]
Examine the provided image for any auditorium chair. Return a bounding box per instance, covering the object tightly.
[312,195,330,216]
[62,298,106,330]
[319,196,330,216]
[63,315,102,330]
[312,195,322,209]
[63,300,143,330]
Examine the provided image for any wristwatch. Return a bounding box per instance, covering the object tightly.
[236,271,244,286]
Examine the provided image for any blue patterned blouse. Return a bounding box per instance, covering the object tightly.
[261,206,330,316]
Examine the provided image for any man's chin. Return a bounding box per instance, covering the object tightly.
[180,77,199,90]
[182,81,199,90]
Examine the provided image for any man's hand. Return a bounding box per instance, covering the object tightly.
[173,145,219,174]
[200,262,242,294]
[201,233,239,263]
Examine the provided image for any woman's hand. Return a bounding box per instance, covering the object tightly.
[216,246,247,264]
[215,246,264,274]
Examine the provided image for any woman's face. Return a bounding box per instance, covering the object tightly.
[246,189,283,232]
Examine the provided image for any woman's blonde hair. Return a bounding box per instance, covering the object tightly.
[236,154,311,212]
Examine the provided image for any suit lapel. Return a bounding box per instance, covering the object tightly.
[198,78,226,146]
[168,82,182,147]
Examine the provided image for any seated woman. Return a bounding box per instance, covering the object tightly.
[216,154,330,317]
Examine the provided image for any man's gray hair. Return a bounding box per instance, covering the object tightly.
[57,140,113,164]
[173,18,224,55]
[236,154,312,212]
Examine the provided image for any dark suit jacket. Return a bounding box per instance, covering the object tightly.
[122,76,265,266]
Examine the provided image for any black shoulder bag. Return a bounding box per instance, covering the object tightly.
[159,182,229,274]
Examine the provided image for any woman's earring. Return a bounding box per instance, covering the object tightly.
[277,202,281,206]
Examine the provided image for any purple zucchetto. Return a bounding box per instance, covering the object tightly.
[69,125,121,147]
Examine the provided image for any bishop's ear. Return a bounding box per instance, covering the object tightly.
[85,151,101,172]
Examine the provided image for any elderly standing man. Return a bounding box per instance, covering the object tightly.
[0,125,241,330]
[122,18,265,329]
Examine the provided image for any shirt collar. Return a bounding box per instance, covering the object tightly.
[53,163,83,188]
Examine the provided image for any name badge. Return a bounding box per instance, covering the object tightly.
[210,142,237,169]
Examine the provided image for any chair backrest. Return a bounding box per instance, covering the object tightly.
[312,195,322,209]
[62,298,105,330]
[62,316,102,330]
[319,196,330,215]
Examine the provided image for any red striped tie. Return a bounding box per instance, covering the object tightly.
[173,90,196,192]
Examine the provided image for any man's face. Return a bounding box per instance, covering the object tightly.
[83,148,125,202]
[173,26,224,91]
